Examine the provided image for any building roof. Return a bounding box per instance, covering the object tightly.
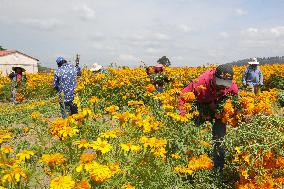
[0,50,39,61]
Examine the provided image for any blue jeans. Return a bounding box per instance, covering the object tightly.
[59,101,78,118]
[212,119,226,171]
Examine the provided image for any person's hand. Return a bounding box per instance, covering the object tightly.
[243,81,247,86]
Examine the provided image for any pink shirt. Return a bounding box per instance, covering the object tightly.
[179,69,238,115]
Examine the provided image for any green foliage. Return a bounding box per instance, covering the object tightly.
[277,89,284,107]
[0,46,6,51]
[265,74,284,89]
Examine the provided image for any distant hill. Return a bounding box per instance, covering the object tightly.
[227,56,284,66]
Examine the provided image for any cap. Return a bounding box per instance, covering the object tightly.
[56,57,66,64]
[215,64,234,87]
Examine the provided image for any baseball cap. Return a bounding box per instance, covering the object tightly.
[215,64,234,87]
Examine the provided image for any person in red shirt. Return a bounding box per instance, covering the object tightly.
[179,64,238,171]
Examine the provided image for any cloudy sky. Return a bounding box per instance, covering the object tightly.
[1,0,284,68]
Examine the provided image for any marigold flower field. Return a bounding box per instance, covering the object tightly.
[0,64,283,188]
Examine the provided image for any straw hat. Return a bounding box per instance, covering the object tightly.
[12,66,26,72]
[90,63,102,71]
[248,57,259,65]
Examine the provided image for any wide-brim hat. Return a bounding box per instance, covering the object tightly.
[90,63,102,71]
[248,57,259,65]
[12,67,26,72]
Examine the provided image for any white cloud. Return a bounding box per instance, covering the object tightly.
[241,27,259,37]
[220,32,229,38]
[179,24,193,33]
[92,43,113,51]
[20,18,61,31]
[241,26,284,39]
[235,8,247,16]
[153,33,171,40]
[118,54,138,61]
[270,26,284,37]
[145,47,162,54]
[72,4,95,20]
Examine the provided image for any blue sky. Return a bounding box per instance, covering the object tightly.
[1,0,284,68]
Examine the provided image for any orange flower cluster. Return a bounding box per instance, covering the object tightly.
[240,89,278,116]
[49,118,79,140]
[236,151,284,189]
[217,99,240,127]
[174,154,213,174]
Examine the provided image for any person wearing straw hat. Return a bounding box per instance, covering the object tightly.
[9,67,27,104]
[90,63,103,74]
[242,57,263,94]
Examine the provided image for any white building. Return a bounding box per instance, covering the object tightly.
[0,50,39,75]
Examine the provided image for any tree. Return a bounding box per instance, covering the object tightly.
[0,46,6,51]
[157,56,171,67]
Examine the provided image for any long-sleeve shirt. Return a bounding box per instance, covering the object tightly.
[179,69,238,115]
[242,66,263,85]
[10,72,27,88]
[53,63,81,102]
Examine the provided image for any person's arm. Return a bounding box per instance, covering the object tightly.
[242,67,248,85]
[259,69,263,85]
[22,73,27,83]
[179,82,195,116]
[76,65,81,76]
[53,73,60,92]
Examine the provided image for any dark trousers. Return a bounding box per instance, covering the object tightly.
[59,101,78,118]
[212,119,226,171]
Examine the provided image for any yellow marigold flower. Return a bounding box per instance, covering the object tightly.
[121,143,141,153]
[82,108,93,117]
[89,96,99,103]
[241,169,249,180]
[235,146,241,154]
[171,153,181,159]
[1,145,14,154]
[16,150,35,162]
[2,167,27,184]
[30,111,41,119]
[114,112,135,122]
[73,139,90,149]
[0,130,12,144]
[86,162,116,183]
[42,153,66,166]
[128,100,144,106]
[182,92,196,102]
[100,130,119,139]
[90,138,112,154]
[105,105,119,114]
[122,183,135,189]
[50,175,75,189]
